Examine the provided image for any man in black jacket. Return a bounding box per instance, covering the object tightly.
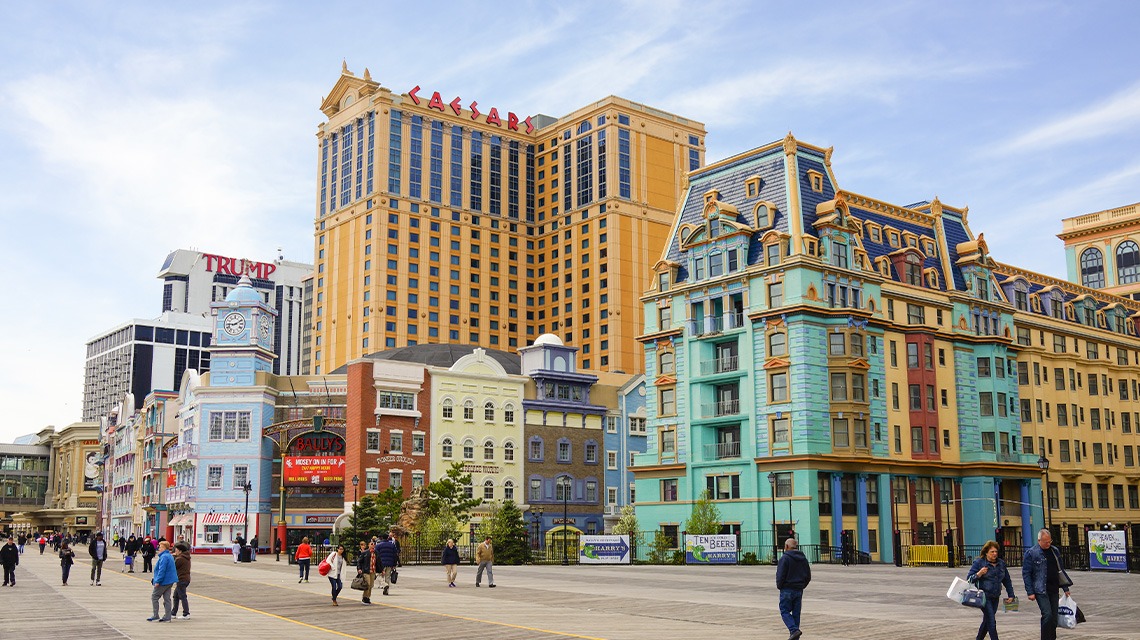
[355,540,376,605]
[88,532,109,586]
[775,537,811,640]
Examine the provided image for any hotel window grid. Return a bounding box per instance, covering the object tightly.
[449,126,463,207]
[388,111,402,194]
[339,122,353,206]
[618,128,631,199]
[489,135,502,216]
[408,115,423,199]
[429,121,444,203]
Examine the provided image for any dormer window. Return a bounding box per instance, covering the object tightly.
[658,272,670,291]
[923,240,936,257]
[830,241,849,268]
[754,202,774,229]
[888,231,900,247]
[709,219,720,238]
[806,169,824,193]
[745,177,761,198]
[904,253,923,286]
[977,277,990,301]
[1014,290,1028,311]
[1050,298,1063,319]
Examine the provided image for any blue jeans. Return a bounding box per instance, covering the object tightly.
[1035,591,1059,640]
[976,593,1000,640]
[329,576,343,602]
[779,588,803,633]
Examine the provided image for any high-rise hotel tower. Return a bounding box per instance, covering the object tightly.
[311,64,705,375]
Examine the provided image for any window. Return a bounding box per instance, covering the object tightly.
[504,404,515,423]
[914,478,933,504]
[462,439,475,460]
[979,392,994,417]
[585,442,597,464]
[906,303,925,324]
[659,350,675,374]
[366,430,381,452]
[771,417,789,449]
[977,357,991,377]
[660,428,676,456]
[830,373,848,401]
[829,333,846,356]
[441,437,453,458]
[768,280,783,307]
[558,440,571,462]
[659,388,676,414]
[769,332,787,357]
[1080,247,1105,288]
[707,474,740,500]
[529,479,542,501]
[770,372,788,402]
[832,417,850,448]
[389,432,403,453]
[662,479,678,501]
[463,399,475,420]
[442,399,454,419]
[207,465,223,489]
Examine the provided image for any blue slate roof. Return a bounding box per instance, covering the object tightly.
[940,216,971,291]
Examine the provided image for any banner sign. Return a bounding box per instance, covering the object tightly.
[283,456,346,486]
[1087,530,1128,571]
[580,535,630,564]
[167,468,176,488]
[685,534,737,564]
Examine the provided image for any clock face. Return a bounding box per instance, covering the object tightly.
[258,315,272,340]
[223,312,246,336]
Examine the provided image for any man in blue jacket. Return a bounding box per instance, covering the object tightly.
[376,534,400,596]
[1022,529,1072,640]
[148,541,178,622]
[775,537,811,640]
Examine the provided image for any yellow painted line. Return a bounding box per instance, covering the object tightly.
[86,560,607,640]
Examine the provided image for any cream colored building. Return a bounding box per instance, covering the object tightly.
[1059,200,1140,301]
[15,422,102,534]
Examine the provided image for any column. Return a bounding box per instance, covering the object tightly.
[881,473,895,564]
[1020,481,1034,548]
[830,473,843,546]
[993,480,1002,540]
[856,474,869,553]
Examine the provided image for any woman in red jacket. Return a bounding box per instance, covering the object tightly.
[296,537,312,583]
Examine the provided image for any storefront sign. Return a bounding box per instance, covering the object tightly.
[203,253,277,279]
[1088,530,1128,571]
[305,515,337,524]
[167,468,176,488]
[408,85,534,133]
[75,517,88,525]
[289,432,346,455]
[460,464,501,474]
[580,535,629,564]
[376,455,417,466]
[283,456,346,486]
[685,534,737,565]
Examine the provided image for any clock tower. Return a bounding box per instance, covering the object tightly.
[210,275,277,387]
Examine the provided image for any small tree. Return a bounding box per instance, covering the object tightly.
[611,504,642,555]
[648,530,675,564]
[685,490,722,535]
[341,487,406,550]
[418,507,460,548]
[425,462,483,523]
[475,500,530,564]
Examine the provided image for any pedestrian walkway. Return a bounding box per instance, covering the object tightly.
[1,548,1138,639]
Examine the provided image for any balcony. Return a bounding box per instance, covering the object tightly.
[166,485,197,504]
[699,355,739,376]
[688,313,745,337]
[700,399,741,418]
[703,440,742,460]
[167,444,199,465]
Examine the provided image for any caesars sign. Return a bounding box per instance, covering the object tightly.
[285,432,346,487]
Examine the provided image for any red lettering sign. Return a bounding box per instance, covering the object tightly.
[449,96,462,115]
[203,253,277,280]
[428,91,445,112]
[407,86,531,131]
[507,112,519,131]
[486,107,501,126]
[283,456,346,486]
[469,100,480,119]
[408,85,421,105]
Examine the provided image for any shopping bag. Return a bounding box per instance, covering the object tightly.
[1003,596,1019,612]
[1076,606,1086,624]
[124,555,133,566]
[960,587,986,609]
[946,576,971,602]
[350,573,367,591]
[389,569,398,584]
[318,558,331,577]
[1058,594,1078,629]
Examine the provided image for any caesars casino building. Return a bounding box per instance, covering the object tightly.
[82,249,312,421]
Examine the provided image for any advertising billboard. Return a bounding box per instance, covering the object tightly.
[1088,530,1128,571]
[580,535,631,564]
[685,534,737,564]
[283,456,346,486]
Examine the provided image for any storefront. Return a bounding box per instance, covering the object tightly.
[196,512,246,550]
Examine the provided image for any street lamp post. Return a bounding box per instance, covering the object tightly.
[1038,454,1052,532]
[943,493,955,568]
[242,481,252,544]
[560,475,571,566]
[767,472,778,562]
[891,480,902,567]
[351,475,359,535]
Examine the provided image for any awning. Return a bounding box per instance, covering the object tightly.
[168,514,193,527]
[200,513,246,525]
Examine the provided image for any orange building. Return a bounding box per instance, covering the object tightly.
[311,64,705,376]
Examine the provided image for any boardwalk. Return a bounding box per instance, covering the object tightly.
[1,549,1138,639]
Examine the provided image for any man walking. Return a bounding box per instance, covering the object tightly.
[1023,529,1072,640]
[171,542,192,620]
[356,540,376,605]
[147,541,177,622]
[776,537,811,640]
[376,534,400,596]
[88,532,108,586]
[1,536,18,587]
[475,536,496,588]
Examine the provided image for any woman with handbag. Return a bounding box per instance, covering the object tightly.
[59,542,76,586]
[324,545,346,606]
[966,540,1016,640]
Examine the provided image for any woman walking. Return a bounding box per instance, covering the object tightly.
[170,542,192,619]
[59,542,76,586]
[296,537,312,583]
[326,544,346,605]
[966,540,1016,640]
[441,538,460,587]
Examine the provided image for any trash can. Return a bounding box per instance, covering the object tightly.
[239,545,253,563]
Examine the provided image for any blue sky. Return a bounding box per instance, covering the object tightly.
[2,1,1139,442]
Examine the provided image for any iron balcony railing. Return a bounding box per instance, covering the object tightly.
[700,399,741,418]
[688,313,745,336]
[699,355,739,375]
[167,444,199,464]
[703,440,742,459]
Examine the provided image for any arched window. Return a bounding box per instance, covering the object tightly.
[484,401,495,421]
[503,479,515,501]
[504,403,516,423]
[463,399,475,421]
[483,479,495,500]
[483,439,495,461]
[441,437,453,458]
[755,203,770,228]
[1081,247,1105,288]
[503,441,515,462]
[441,399,453,419]
[462,438,475,460]
[1118,241,1140,285]
[768,332,787,357]
[659,350,675,375]
[904,253,923,286]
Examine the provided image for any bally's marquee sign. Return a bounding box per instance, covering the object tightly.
[408,86,535,134]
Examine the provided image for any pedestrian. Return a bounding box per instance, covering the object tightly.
[232,537,242,564]
[356,540,376,605]
[59,541,76,586]
[126,534,139,572]
[147,541,177,622]
[16,534,26,554]
[250,536,258,562]
[775,537,811,640]
[117,534,126,554]
[296,536,312,582]
[1023,528,1073,640]
[475,536,495,588]
[88,531,108,586]
[967,540,1016,640]
[325,544,346,606]
[1,536,18,586]
[141,536,156,573]
[170,542,191,620]
[376,534,399,597]
[441,538,460,587]
[37,534,47,555]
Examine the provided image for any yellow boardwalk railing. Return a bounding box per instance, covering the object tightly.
[907,545,948,566]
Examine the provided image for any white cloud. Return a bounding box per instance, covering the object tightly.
[995,81,1140,154]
